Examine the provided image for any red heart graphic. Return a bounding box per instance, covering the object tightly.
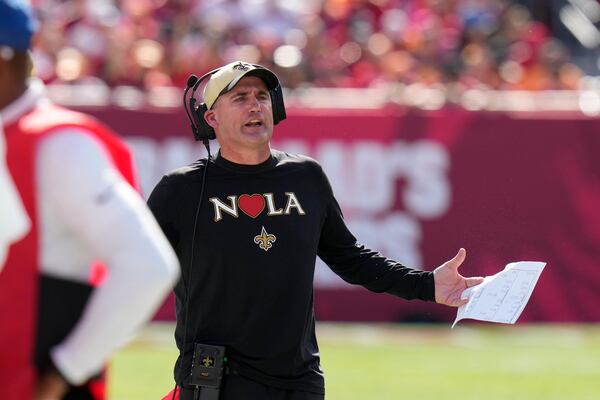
[238,194,265,218]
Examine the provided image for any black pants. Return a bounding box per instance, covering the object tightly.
[36,276,103,399]
[179,374,324,400]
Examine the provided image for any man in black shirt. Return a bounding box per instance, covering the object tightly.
[148,61,484,400]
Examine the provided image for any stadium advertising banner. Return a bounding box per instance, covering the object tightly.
[85,106,600,324]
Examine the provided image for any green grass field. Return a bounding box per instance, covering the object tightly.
[108,323,600,400]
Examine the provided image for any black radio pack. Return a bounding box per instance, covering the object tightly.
[188,343,226,400]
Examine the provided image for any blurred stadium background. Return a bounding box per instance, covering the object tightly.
[27,0,600,398]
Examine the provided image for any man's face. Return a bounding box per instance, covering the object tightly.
[205,76,274,155]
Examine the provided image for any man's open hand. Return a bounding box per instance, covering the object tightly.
[433,248,484,307]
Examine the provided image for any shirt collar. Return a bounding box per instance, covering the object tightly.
[0,78,48,127]
[213,149,278,174]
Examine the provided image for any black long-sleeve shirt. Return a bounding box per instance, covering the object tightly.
[147,150,435,394]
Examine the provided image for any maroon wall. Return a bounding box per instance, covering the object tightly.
[82,105,600,323]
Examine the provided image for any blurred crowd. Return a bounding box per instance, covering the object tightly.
[30,0,588,92]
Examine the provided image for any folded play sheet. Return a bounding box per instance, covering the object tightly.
[453,261,546,328]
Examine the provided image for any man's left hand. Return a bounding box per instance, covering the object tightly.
[433,248,484,307]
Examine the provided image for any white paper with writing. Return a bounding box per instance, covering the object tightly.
[452,261,546,328]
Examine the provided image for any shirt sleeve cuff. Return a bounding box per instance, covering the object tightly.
[422,271,436,302]
[50,346,98,386]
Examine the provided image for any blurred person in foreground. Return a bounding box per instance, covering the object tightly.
[148,60,484,400]
[0,1,180,399]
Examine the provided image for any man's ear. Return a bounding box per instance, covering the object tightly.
[204,109,218,130]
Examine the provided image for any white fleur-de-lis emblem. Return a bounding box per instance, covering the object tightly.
[254,226,276,251]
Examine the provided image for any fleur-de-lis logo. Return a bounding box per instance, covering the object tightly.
[254,226,276,251]
[202,356,215,368]
[232,62,250,71]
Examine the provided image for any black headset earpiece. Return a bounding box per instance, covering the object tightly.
[190,101,215,142]
[270,84,286,125]
[185,69,219,143]
[184,65,286,143]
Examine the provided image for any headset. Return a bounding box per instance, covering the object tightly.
[183,64,287,144]
[174,65,286,400]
